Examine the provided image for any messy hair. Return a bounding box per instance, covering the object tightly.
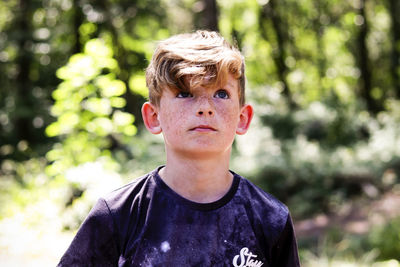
[145,30,245,106]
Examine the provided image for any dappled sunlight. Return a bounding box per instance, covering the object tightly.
[0,196,73,266]
[0,160,125,266]
[65,161,123,201]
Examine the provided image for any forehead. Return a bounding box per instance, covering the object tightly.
[179,73,240,93]
[223,74,240,90]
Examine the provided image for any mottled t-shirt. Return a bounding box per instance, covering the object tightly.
[58,167,300,267]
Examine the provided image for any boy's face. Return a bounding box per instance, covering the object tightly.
[142,74,253,159]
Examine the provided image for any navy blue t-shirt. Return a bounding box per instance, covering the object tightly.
[58,167,300,267]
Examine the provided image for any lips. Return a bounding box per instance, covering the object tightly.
[190,125,217,132]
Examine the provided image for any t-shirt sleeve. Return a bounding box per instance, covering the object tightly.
[270,213,301,267]
[57,198,119,267]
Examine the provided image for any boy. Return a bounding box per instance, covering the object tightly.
[58,30,300,266]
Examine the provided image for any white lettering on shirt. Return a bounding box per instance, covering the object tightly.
[232,247,264,267]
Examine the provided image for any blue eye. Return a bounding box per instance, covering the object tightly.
[176,92,193,98]
[215,89,229,99]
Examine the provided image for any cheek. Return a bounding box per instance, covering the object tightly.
[160,108,186,134]
[217,105,240,127]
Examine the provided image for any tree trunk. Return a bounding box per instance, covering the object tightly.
[72,0,84,53]
[15,0,34,143]
[357,0,379,113]
[196,0,219,31]
[259,0,296,108]
[388,0,400,98]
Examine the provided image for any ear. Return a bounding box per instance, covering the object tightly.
[236,104,253,135]
[141,102,162,134]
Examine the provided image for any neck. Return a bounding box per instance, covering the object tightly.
[159,149,233,203]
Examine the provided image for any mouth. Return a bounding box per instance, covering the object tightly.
[190,125,217,132]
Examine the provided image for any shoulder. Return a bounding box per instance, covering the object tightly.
[234,173,290,240]
[101,168,157,212]
[58,168,161,266]
[236,174,289,216]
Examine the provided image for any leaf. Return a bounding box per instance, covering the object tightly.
[129,74,148,98]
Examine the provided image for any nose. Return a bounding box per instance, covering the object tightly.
[198,110,213,115]
[196,97,214,116]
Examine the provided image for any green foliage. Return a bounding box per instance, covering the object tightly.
[367,217,400,261]
[233,96,400,218]
[299,216,400,265]
[0,157,52,219]
[45,39,136,178]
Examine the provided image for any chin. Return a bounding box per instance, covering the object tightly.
[177,145,231,158]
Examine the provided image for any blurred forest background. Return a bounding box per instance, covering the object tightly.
[1,0,400,266]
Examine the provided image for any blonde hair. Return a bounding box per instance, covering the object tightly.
[146,30,245,106]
